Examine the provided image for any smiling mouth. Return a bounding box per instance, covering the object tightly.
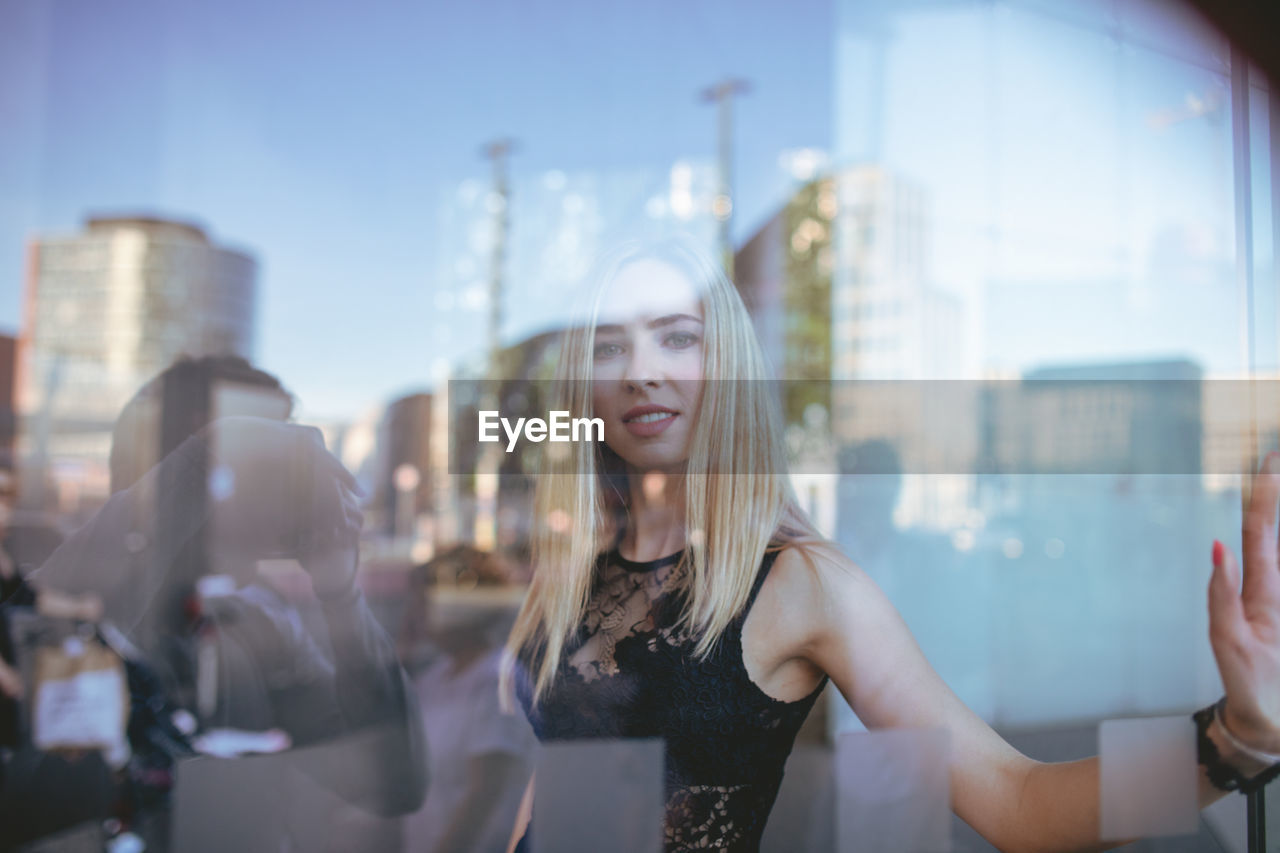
[621,407,679,437]
[625,411,677,424]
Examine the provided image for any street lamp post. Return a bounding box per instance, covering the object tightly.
[700,78,751,279]
[473,138,516,551]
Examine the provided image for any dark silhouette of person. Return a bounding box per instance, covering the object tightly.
[0,467,35,755]
[19,355,426,848]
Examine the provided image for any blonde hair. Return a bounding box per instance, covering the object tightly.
[501,237,823,707]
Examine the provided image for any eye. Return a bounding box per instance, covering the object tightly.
[665,331,699,349]
[593,341,624,359]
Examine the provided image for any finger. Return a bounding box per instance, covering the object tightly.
[333,479,357,511]
[1209,540,1245,637]
[340,491,364,532]
[338,481,361,507]
[1208,543,1257,684]
[1241,453,1280,604]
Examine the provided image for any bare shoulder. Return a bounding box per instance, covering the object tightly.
[762,540,889,652]
[771,540,879,607]
[744,538,912,702]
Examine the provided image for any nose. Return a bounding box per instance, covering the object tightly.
[622,338,661,389]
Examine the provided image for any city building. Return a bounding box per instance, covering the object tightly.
[735,166,971,534]
[736,166,964,397]
[17,215,256,515]
[444,329,563,564]
[0,334,16,467]
[829,165,964,382]
[378,392,434,544]
[982,359,1204,478]
[1198,369,1280,493]
[829,167,968,530]
[734,175,836,423]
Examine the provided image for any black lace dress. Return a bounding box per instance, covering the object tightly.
[515,543,828,852]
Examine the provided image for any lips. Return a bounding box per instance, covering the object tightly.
[622,404,679,437]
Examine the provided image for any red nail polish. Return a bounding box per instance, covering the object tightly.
[1212,540,1224,567]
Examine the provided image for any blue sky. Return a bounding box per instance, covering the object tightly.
[1,0,1266,420]
[834,0,1256,378]
[0,0,832,417]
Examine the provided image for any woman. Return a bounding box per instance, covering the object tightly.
[503,238,1280,852]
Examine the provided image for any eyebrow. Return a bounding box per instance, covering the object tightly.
[595,313,704,335]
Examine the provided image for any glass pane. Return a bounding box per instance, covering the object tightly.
[3,0,1278,850]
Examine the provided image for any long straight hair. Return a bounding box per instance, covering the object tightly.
[501,237,822,707]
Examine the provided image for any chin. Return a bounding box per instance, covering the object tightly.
[603,431,692,472]
[619,447,690,472]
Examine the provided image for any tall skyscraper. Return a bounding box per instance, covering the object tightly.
[734,166,972,532]
[733,174,839,538]
[830,166,962,382]
[18,215,257,514]
[735,166,964,385]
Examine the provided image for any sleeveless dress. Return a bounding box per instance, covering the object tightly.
[515,541,828,852]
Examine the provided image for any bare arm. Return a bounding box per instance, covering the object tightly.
[507,773,534,853]
[779,545,1230,853]
[1014,758,1225,853]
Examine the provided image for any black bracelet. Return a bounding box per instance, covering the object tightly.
[1194,701,1280,794]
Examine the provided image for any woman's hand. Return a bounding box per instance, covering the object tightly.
[1209,452,1280,754]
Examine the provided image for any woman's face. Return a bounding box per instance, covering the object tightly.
[590,258,705,473]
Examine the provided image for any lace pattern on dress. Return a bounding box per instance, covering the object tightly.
[566,550,688,680]
[664,784,750,850]
[518,543,826,853]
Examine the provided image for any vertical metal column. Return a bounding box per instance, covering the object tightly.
[474,138,515,552]
[700,79,751,278]
[1230,41,1267,853]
